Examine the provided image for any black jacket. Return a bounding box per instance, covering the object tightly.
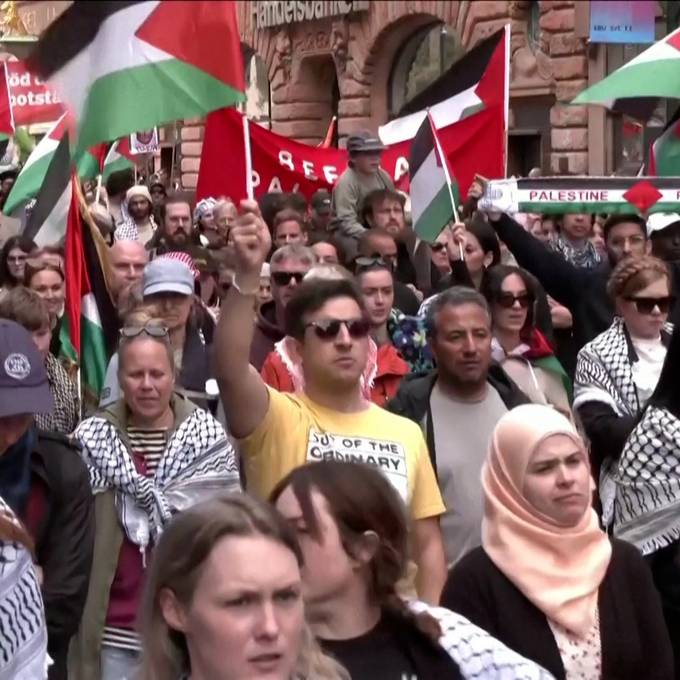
[492,213,680,348]
[577,326,672,480]
[387,365,529,470]
[27,431,94,680]
[490,213,614,349]
[442,540,674,680]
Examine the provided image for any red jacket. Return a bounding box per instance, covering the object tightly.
[261,342,409,407]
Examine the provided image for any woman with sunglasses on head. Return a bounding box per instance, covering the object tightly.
[272,460,554,680]
[138,493,348,680]
[574,255,673,521]
[442,404,673,680]
[70,312,240,680]
[481,264,571,416]
[0,234,37,290]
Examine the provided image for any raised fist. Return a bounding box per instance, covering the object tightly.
[231,199,271,276]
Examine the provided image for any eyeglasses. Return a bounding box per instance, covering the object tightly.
[625,295,676,315]
[120,325,169,339]
[304,318,371,341]
[430,242,447,253]
[496,292,534,309]
[271,271,306,286]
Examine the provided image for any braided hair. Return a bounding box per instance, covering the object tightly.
[606,254,670,300]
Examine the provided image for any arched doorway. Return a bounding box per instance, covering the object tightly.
[297,55,339,144]
[388,22,462,119]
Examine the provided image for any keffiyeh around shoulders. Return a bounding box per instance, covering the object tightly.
[74,406,240,550]
[614,406,680,555]
[0,499,49,679]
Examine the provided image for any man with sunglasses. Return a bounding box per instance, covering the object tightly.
[216,200,448,604]
[249,243,315,371]
[389,287,528,565]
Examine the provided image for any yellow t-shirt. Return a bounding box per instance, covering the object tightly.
[240,388,445,521]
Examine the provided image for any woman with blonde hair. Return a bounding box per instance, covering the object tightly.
[574,255,673,521]
[138,493,348,680]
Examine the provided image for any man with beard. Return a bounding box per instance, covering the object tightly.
[114,186,157,245]
[148,196,195,256]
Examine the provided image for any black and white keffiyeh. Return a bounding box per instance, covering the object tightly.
[0,499,49,680]
[613,406,680,555]
[409,601,554,679]
[74,407,240,550]
[574,317,641,417]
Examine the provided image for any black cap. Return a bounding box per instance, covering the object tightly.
[0,168,18,183]
[0,320,53,418]
[311,189,331,213]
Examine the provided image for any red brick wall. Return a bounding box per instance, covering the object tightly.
[181,0,588,189]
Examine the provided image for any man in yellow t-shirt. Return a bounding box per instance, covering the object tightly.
[215,200,447,604]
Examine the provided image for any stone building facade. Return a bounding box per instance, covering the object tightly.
[180,0,595,189]
[7,1,675,193]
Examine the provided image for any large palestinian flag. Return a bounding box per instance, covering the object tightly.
[27,1,245,152]
[62,177,118,401]
[409,113,457,242]
[573,26,680,108]
[3,113,67,216]
[379,26,509,147]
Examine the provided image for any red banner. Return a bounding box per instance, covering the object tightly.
[197,106,504,204]
[4,61,63,126]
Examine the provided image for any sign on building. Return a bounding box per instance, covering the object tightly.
[252,0,369,29]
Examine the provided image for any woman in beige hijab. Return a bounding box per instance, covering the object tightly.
[441,404,672,680]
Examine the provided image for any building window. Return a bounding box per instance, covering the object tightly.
[388,23,462,118]
[242,48,271,129]
[528,0,541,52]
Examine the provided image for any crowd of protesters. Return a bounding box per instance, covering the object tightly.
[0,129,679,680]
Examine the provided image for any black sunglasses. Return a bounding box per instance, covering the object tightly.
[625,295,675,315]
[304,318,371,341]
[120,325,169,339]
[430,242,447,253]
[496,292,534,309]
[271,271,306,286]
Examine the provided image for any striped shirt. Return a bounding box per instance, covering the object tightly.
[101,427,167,653]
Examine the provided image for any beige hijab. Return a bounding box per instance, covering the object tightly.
[482,404,612,636]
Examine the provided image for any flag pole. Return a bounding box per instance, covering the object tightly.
[503,23,510,178]
[428,111,464,259]
[94,173,102,204]
[243,113,254,200]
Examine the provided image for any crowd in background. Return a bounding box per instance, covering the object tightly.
[0,129,679,679]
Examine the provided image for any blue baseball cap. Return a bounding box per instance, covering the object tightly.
[0,319,53,418]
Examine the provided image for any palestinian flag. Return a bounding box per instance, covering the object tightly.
[379,26,509,146]
[0,63,14,140]
[478,176,680,216]
[62,176,118,401]
[76,143,108,180]
[647,107,680,175]
[3,113,67,216]
[409,113,457,242]
[102,138,135,181]
[573,26,680,108]
[28,1,246,152]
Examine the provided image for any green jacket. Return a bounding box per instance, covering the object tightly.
[68,395,198,679]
